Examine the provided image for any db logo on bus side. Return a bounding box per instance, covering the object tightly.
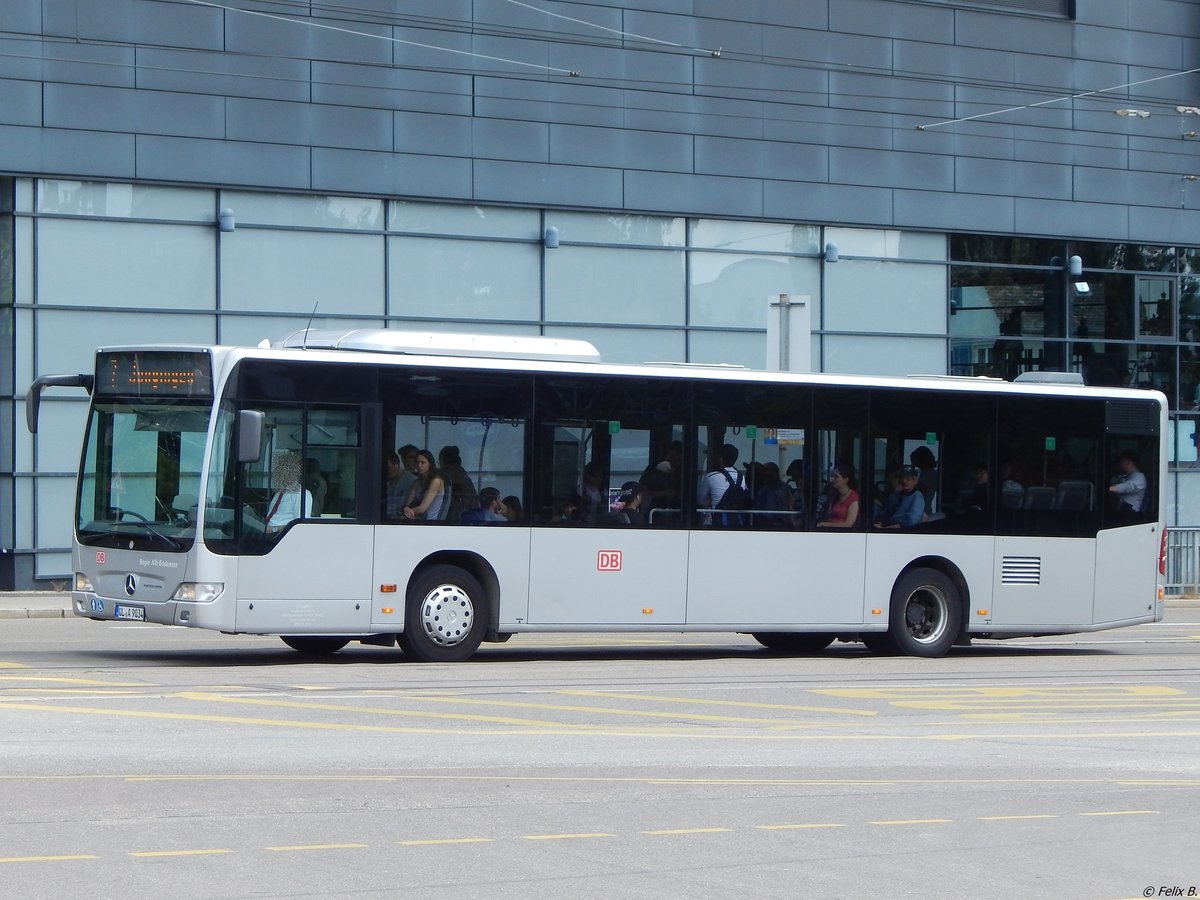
[597,550,622,572]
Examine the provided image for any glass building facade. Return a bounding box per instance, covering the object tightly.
[3,0,1199,587]
[6,175,1200,585]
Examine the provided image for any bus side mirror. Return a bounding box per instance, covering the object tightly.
[237,410,265,463]
[25,373,94,433]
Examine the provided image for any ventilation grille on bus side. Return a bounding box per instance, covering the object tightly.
[1001,556,1042,585]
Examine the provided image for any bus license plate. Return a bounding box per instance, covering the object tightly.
[113,605,145,622]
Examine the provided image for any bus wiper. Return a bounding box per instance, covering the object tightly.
[115,520,182,551]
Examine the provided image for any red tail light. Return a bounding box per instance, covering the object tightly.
[1159,528,1168,577]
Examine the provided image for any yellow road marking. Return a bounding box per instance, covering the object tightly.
[0,696,145,700]
[130,849,232,858]
[523,833,614,841]
[756,823,846,830]
[1078,810,1159,817]
[0,854,98,864]
[0,662,29,668]
[178,692,606,729]
[894,701,1200,711]
[266,843,367,852]
[403,692,870,725]
[815,686,1185,698]
[0,702,489,734]
[106,775,1200,787]
[870,819,953,826]
[641,827,732,835]
[397,838,494,846]
[977,815,1058,821]
[5,701,1200,741]
[0,675,144,686]
[960,715,1200,724]
[559,690,876,718]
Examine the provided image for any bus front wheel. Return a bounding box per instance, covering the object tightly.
[399,565,487,663]
[887,567,962,658]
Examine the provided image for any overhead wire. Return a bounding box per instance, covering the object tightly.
[3,39,1194,175]
[916,66,1200,130]
[500,0,719,54]
[6,1,1197,179]
[172,0,582,76]
[145,0,1197,124]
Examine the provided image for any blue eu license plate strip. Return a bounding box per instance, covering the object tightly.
[113,605,145,621]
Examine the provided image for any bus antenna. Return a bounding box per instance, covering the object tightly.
[302,301,319,350]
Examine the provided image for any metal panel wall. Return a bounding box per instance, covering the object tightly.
[1,1,1195,243]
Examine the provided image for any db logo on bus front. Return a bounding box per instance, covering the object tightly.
[95,551,106,564]
[597,550,623,572]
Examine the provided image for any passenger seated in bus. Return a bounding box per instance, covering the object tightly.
[815,463,859,529]
[402,449,446,521]
[874,465,925,529]
[612,481,646,526]
[398,443,419,479]
[640,440,683,523]
[909,446,938,511]
[999,462,1024,509]
[439,445,478,523]
[501,495,523,522]
[753,462,794,528]
[1108,449,1147,514]
[384,450,408,521]
[265,451,314,535]
[964,463,990,512]
[576,461,607,524]
[784,459,807,525]
[461,487,507,524]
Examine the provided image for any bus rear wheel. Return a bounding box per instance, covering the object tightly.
[887,567,962,658]
[751,632,834,654]
[280,636,349,655]
[399,565,487,663]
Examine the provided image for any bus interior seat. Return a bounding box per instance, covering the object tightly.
[1023,485,1056,510]
[1055,480,1093,510]
[1000,485,1025,509]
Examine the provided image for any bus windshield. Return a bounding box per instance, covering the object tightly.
[77,399,211,551]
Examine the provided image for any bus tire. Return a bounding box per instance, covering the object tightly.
[399,565,487,663]
[751,632,834,654]
[887,567,962,658]
[280,636,349,655]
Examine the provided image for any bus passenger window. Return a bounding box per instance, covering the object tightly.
[383,368,530,525]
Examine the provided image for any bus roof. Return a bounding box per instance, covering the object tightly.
[90,332,1167,407]
[275,328,603,364]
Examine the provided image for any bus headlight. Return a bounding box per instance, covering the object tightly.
[74,573,95,592]
[171,582,224,604]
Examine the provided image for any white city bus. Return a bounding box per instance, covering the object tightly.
[26,329,1166,661]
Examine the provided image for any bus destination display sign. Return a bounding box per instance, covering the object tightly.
[95,351,214,399]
